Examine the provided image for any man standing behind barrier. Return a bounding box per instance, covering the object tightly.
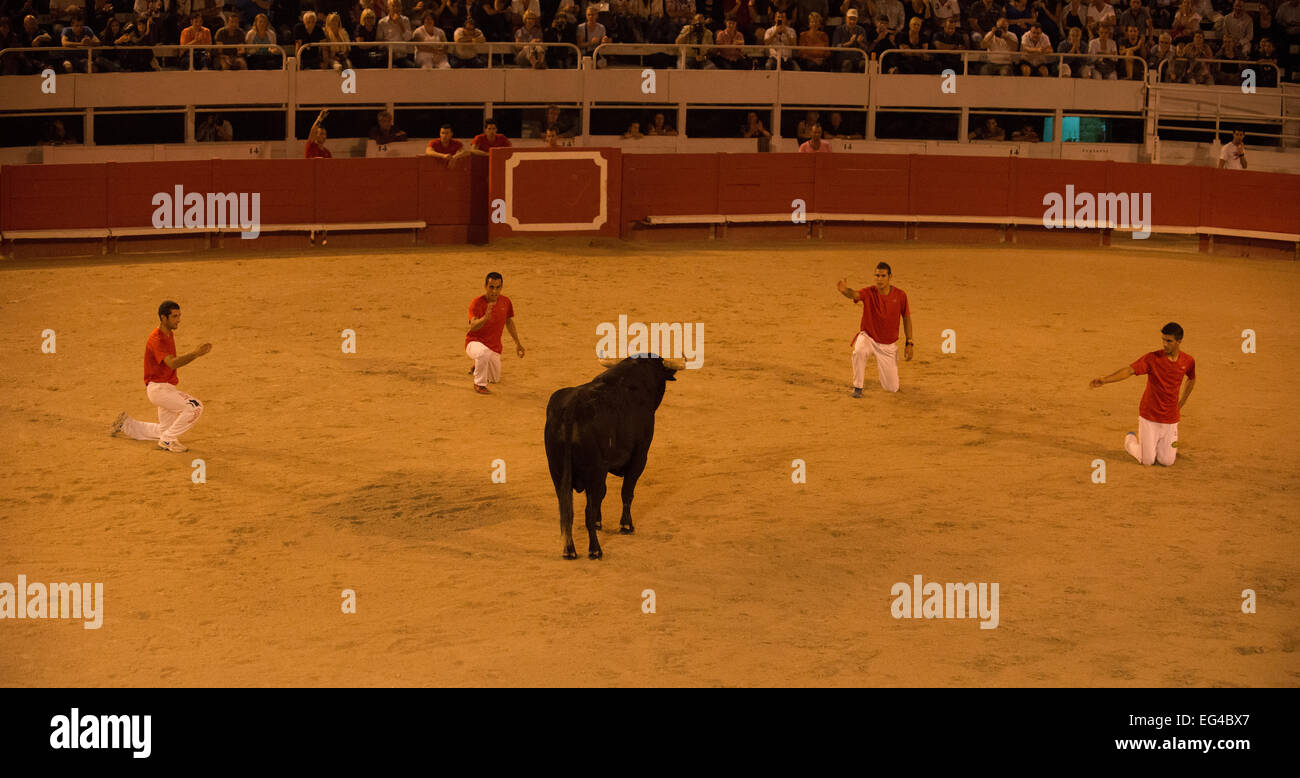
[466,272,525,395]
[837,263,913,397]
[111,301,212,452]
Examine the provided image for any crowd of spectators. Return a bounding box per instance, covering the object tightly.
[2,0,1297,83]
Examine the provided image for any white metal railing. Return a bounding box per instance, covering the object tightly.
[0,43,288,72]
[878,48,1150,78]
[298,39,582,69]
[1156,57,1281,84]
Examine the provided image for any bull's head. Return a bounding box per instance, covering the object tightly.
[597,354,685,381]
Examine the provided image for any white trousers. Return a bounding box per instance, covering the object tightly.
[851,332,899,392]
[121,382,204,443]
[1125,416,1178,466]
[466,341,502,386]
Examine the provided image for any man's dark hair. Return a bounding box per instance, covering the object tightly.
[158,300,180,319]
[485,272,503,286]
[484,117,497,129]
[1161,322,1184,341]
[440,122,453,130]
[876,261,893,275]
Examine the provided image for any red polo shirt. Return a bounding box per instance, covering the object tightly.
[144,327,178,385]
[472,133,511,152]
[465,294,514,354]
[429,138,463,155]
[1131,350,1196,424]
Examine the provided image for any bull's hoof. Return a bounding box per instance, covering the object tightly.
[620,525,635,534]
[593,521,602,530]
[562,548,578,560]
[588,549,603,560]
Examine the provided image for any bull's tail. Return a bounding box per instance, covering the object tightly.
[558,405,574,534]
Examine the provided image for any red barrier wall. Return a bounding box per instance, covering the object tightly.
[488,147,621,239]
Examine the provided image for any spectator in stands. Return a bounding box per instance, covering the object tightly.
[543,125,562,145]
[427,122,469,164]
[1118,23,1147,80]
[42,118,75,145]
[825,110,860,139]
[352,9,385,67]
[16,15,56,76]
[1152,0,1179,31]
[796,110,820,142]
[294,11,326,69]
[1147,30,1175,79]
[897,15,934,72]
[796,11,829,70]
[870,15,900,70]
[413,9,451,66]
[764,10,797,69]
[1057,0,1088,42]
[969,0,1002,45]
[306,109,332,157]
[576,6,610,67]
[469,117,511,154]
[1256,3,1277,50]
[1029,0,1062,43]
[197,112,234,141]
[1256,36,1279,87]
[1220,0,1252,57]
[1170,0,1201,44]
[1005,0,1034,36]
[769,0,801,30]
[1085,21,1117,78]
[932,0,958,29]
[798,122,832,151]
[513,9,545,67]
[1215,35,1246,83]
[453,13,489,66]
[677,12,717,68]
[833,8,869,72]
[215,13,249,70]
[969,116,1005,140]
[1117,0,1153,38]
[904,0,933,34]
[473,0,510,44]
[1010,120,1040,141]
[545,104,580,137]
[723,0,754,38]
[98,16,142,72]
[623,120,644,138]
[979,16,1018,75]
[62,10,119,72]
[1188,0,1219,27]
[875,0,905,32]
[1057,25,1087,77]
[244,13,279,69]
[1280,0,1300,78]
[1175,29,1214,84]
[931,15,964,74]
[714,15,749,68]
[322,12,353,69]
[1084,0,1114,37]
[741,110,772,140]
[646,111,678,135]
[379,0,417,66]
[370,109,409,144]
[545,9,578,67]
[606,1,649,67]
[1020,20,1052,76]
[554,0,581,25]
[1217,127,1246,168]
[434,0,462,37]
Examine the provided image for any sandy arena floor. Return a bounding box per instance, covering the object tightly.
[1,239,1296,687]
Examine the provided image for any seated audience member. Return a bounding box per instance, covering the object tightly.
[1019,20,1052,76]
[1057,25,1087,77]
[623,120,644,138]
[969,116,1005,140]
[1255,37,1279,87]
[434,0,463,38]
[1057,0,1088,38]
[62,11,119,72]
[832,8,869,72]
[1152,0,1179,30]
[370,109,409,145]
[246,13,281,70]
[904,0,933,33]
[764,11,797,70]
[605,1,648,69]
[215,13,249,70]
[378,0,417,67]
[1117,0,1153,37]
[42,118,75,145]
[875,0,905,32]
[798,123,833,151]
[1170,0,1201,44]
[1005,0,1034,35]
[1117,23,1146,80]
[197,112,234,141]
[1214,34,1245,84]
[646,111,678,136]
[678,12,717,68]
[543,125,563,146]
[469,118,511,154]
[1084,0,1114,37]
[1175,29,1214,84]
[898,15,934,73]
[576,6,610,68]
[413,11,451,67]
[1085,22,1117,79]
[306,109,332,157]
[515,9,546,67]
[932,0,960,28]
[473,0,511,44]
[1010,121,1040,141]
[741,110,772,140]
[454,14,490,67]
[979,17,1018,76]
[825,110,860,139]
[323,12,352,70]
[1147,31,1177,80]
[713,15,749,69]
[353,9,386,67]
[1220,0,1253,57]
[796,110,821,143]
[930,15,964,75]
[427,123,469,165]
[723,0,754,38]
[796,12,830,71]
[544,104,580,137]
[545,9,579,68]
[15,16,57,76]
[969,0,1002,44]
[294,11,327,70]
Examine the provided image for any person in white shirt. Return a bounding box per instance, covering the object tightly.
[377,0,415,66]
[765,11,798,69]
[1019,21,1052,76]
[1085,0,1116,36]
[980,17,1019,76]
[413,11,450,68]
[1085,22,1118,78]
[1218,128,1247,169]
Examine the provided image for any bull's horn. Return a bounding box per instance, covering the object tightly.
[597,358,621,368]
[662,358,686,371]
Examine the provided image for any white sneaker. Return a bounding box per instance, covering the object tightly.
[158,440,188,453]
[109,412,126,437]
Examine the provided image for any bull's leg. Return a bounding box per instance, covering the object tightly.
[585,477,606,560]
[619,451,648,534]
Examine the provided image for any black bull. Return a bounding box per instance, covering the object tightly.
[544,356,681,559]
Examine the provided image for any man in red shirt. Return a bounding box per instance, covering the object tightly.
[468,118,511,157]
[466,272,525,395]
[426,123,467,166]
[110,301,213,453]
[836,261,914,396]
[1090,322,1196,466]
